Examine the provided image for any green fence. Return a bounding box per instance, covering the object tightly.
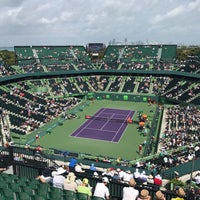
[162,158,200,179]
[92,92,158,102]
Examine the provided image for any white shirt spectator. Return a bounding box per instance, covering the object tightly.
[119,170,125,180]
[52,167,66,189]
[188,153,194,161]
[123,171,133,182]
[140,171,147,182]
[75,163,85,173]
[122,178,139,200]
[163,156,168,163]
[123,186,139,200]
[93,177,110,199]
[195,173,200,184]
[134,168,140,179]
[52,174,65,189]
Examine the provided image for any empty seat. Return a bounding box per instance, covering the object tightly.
[48,187,63,199]
[63,189,77,200]
[7,183,21,193]
[20,186,34,195]
[1,188,14,200]
[30,195,46,200]
[34,186,49,198]
[92,197,105,200]
[15,191,31,200]
[76,192,90,200]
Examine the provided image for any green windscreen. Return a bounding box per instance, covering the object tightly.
[106,94,110,99]
[143,97,147,102]
[123,95,128,100]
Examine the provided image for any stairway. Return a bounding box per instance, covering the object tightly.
[32,48,40,64]
[157,47,162,61]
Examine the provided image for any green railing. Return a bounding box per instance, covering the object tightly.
[0,69,199,86]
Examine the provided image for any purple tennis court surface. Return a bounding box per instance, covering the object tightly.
[71,108,135,142]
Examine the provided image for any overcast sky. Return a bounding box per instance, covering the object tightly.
[0,0,199,46]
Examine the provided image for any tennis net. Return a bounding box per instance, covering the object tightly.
[88,115,131,123]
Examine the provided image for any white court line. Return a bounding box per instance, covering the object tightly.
[111,110,134,142]
[72,108,106,137]
[102,112,129,118]
[73,109,134,141]
[100,113,115,130]
[85,127,116,133]
[85,110,133,136]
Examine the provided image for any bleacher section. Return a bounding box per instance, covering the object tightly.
[160,45,177,62]
[0,144,199,200]
[15,46,93,72]
[15,46,36,65]
[0,171,174,200]
[177,56,200,74]
[15,44,199,74]
[0,85,81,135]
[101,44,177,70]
[13,43,199,104]
[0,45,199,200]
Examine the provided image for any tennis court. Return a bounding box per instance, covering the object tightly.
[27,100,158,160]
[71,108,135,142]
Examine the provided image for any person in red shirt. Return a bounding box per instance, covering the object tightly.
[154,174,162,186]
[138,145,143,155]
[35,134,39,142]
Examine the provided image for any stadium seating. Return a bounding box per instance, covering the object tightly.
[0,44,199,199]
[92,197,104,200]
[63,189,77,200]
[15,46,36,65]
[15,45,93,72]
[0,143,200,199]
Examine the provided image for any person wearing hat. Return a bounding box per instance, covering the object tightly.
[64,172,77,192]
[194,171,200,186]
[93,177,110,199]
[93,171,99,178]
[137,189,151,200]
[51,167,67,189]
[147,174,154,184]
[155,190,166,200]
[171,187,186,200]
[77,178,92,197]
[122,178,139,200]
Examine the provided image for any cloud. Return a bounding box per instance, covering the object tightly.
[0,0,24,7]
[152,0,200,24]
[38,17,58,25]
[0,0,199,46]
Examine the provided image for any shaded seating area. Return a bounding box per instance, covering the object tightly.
[0,142,199,199]
[0,84,81,135]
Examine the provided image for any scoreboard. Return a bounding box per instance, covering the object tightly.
[87,43,106,62]
[88,43,105,53]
